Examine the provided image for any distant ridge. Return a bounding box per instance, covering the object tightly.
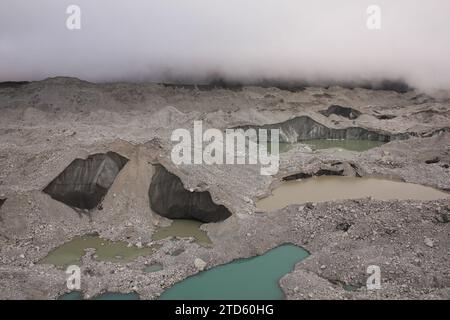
[0,77,413,94]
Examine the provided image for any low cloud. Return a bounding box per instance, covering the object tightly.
[1,0,449,92]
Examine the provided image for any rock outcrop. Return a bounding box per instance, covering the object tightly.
[282,161,363,180]
[319,105,361,120]
[194,258,207,271]
[149,165,231,222]
[235,116,404,143]
[43,152,128,210]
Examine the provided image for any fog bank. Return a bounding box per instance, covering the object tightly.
[1,0,449,92]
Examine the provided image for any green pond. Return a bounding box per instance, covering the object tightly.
[343,284,361,292]
[301,139,385,152]
[143,263,163,273]
[40,235,159,267]
[257,176,450,211]
[152,219,212,246]
[266,142,293,154]
[58,291,139,300]
[265,139,383,154]
[159,244,310,300]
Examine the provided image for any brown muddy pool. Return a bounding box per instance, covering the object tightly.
[257,176,449,211]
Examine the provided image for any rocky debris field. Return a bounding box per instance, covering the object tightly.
[0,77,449,299]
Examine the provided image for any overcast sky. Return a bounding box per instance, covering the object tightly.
[1,0,449,91]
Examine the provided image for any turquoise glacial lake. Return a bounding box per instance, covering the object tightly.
[160,244,310,300]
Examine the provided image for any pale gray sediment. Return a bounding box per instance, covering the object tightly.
[0,78,449,299]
